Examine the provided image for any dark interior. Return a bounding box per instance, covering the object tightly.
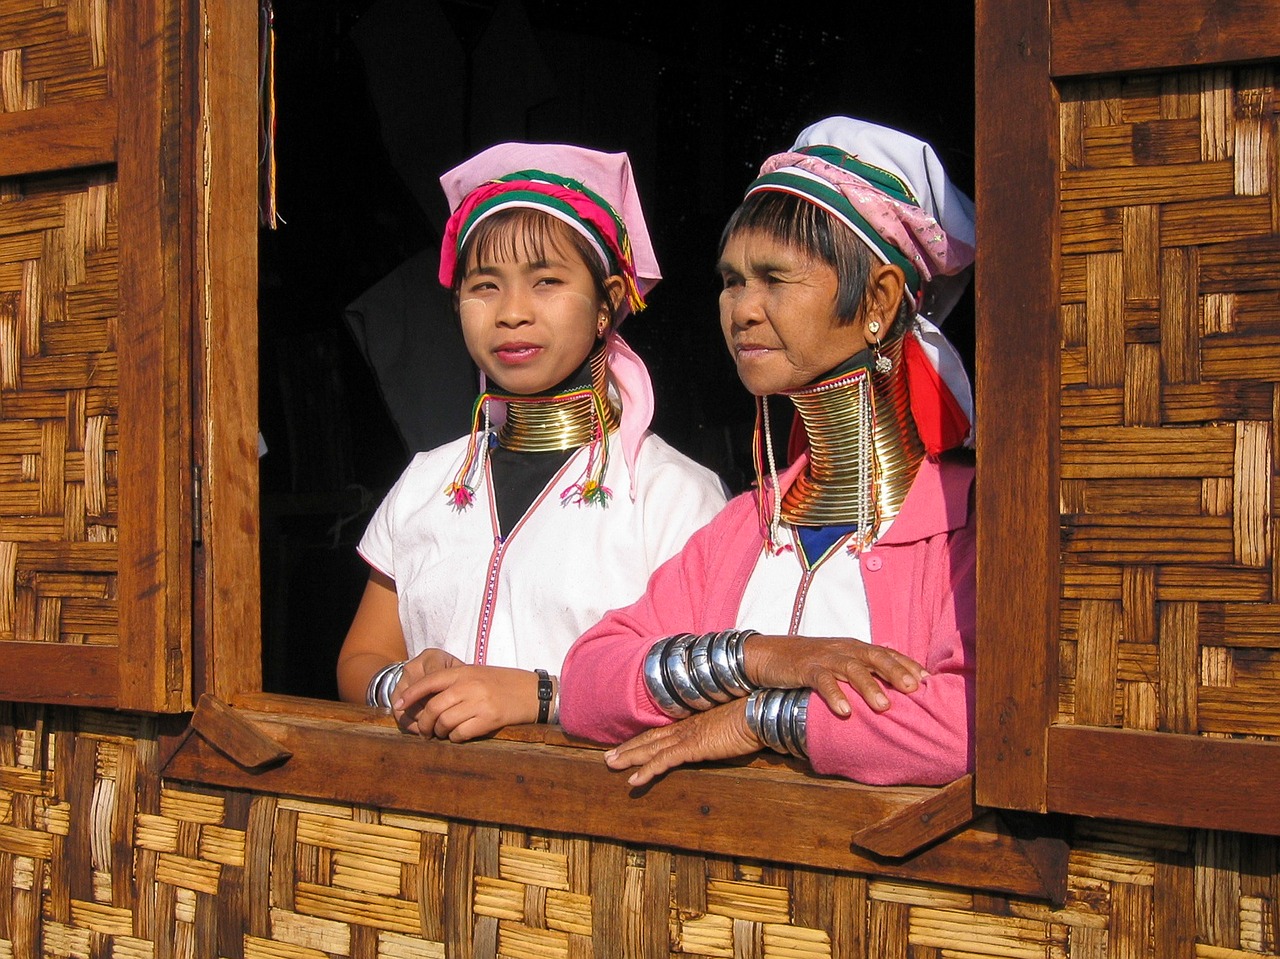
[258,0,977,699]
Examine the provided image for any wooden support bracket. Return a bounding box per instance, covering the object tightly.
[850,774,982,857]
[183,694,292,771]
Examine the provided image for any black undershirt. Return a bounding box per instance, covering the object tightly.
[488,443,574,539]
[486,351,597,540]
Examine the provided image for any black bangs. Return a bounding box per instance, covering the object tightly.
[457,208,600,283]
[719,191,875,326]
[453,207,620,326]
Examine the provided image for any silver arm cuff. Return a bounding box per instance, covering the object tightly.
[709,629,756,695]
[664,633,714,711]
[744,687,809,760]
[643,636,693,718]
[644,630,761,715]
[366,661,407,709]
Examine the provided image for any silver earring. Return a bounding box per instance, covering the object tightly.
[872,325,892,374]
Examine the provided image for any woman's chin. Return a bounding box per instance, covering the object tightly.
[736,370,801,397]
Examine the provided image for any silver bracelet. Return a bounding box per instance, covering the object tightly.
[689,637,734,704]
[744,687,809,759]
[643,635,693,717]
[366,661,406,708]
[707,630,754,695]
[664,633,714,711]
[642,629,760,716]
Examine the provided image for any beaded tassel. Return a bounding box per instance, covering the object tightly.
[443,396,492,510]
[848,375,878,554]
[754,396,790,555]
[559,386,613,507]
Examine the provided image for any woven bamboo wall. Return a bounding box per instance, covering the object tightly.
[1,707,1277,958]
[0,0,108,114]
[0,169,119,646]
[1059,66,1280,739]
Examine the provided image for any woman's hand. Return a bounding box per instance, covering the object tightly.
[395,663,540,741]
[604,701,761,787]
[743,635,927,717]
[389,649,462,733]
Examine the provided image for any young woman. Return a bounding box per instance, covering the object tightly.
[337,142,728,741]
[558,117,978,786]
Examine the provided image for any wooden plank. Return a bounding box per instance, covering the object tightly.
[1061,161,1234,211]
[0,100,117,178]
[1198,687,1280,735]
[114,0,190,710]
[194,0,261,699]
[1047,725,1280,835]
[162,697,1062,900]
[974,0,1058,813]
[1061,425,1235,478]
[1163,382,1274,424]
[1051,0,1280,78]
[1203,334,1280,381]
[1061,514,1234,564]
[1203,602,1280,646]
[0,640,116,707]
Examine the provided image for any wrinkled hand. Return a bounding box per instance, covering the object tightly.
[744,634,927,717]
[395,663,539,742]
[604,701,761,787]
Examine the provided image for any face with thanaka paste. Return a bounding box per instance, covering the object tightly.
[457,223,623,395]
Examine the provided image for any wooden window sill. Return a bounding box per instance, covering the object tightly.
[162,693,1067,902]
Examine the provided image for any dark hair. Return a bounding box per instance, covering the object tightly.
[452,207,621,328]
[719,190,913,335]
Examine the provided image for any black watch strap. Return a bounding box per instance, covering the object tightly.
[535,668,553,724]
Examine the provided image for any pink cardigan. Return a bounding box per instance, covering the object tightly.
[559,454,976,785]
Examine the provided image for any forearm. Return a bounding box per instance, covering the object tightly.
[805,671,973,785]
[336,651,402,704]
[337,569,407,705]
[560,612,673,742]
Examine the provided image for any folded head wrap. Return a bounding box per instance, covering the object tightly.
[436,142,661,497]
[747,116,977,450]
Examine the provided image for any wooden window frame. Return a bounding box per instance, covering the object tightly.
[975,0,1280,835]
[0,0,191,711]
[6,1,1044,883]
[152,0,1064,890]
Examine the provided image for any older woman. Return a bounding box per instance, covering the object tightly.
[558,117,977,786]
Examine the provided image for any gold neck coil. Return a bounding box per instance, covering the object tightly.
[780,332,924,531]
[496,346,619,452]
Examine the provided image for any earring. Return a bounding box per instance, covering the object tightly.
[597,313,609,338]
[870,320,892,374]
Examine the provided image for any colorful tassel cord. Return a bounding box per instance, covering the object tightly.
[443,394,491,511]
[258,0,280,229]
[555,386,613,507]
[753,396,790,555]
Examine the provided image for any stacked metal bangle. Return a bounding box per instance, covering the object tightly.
[366,661,407,709]
[643,630,758,718]
[744,687,810,759]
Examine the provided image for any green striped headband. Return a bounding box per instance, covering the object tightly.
[744,145,924,299]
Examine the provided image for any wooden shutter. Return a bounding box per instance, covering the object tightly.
[977,0,1280,834]
[0,0,258,710]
